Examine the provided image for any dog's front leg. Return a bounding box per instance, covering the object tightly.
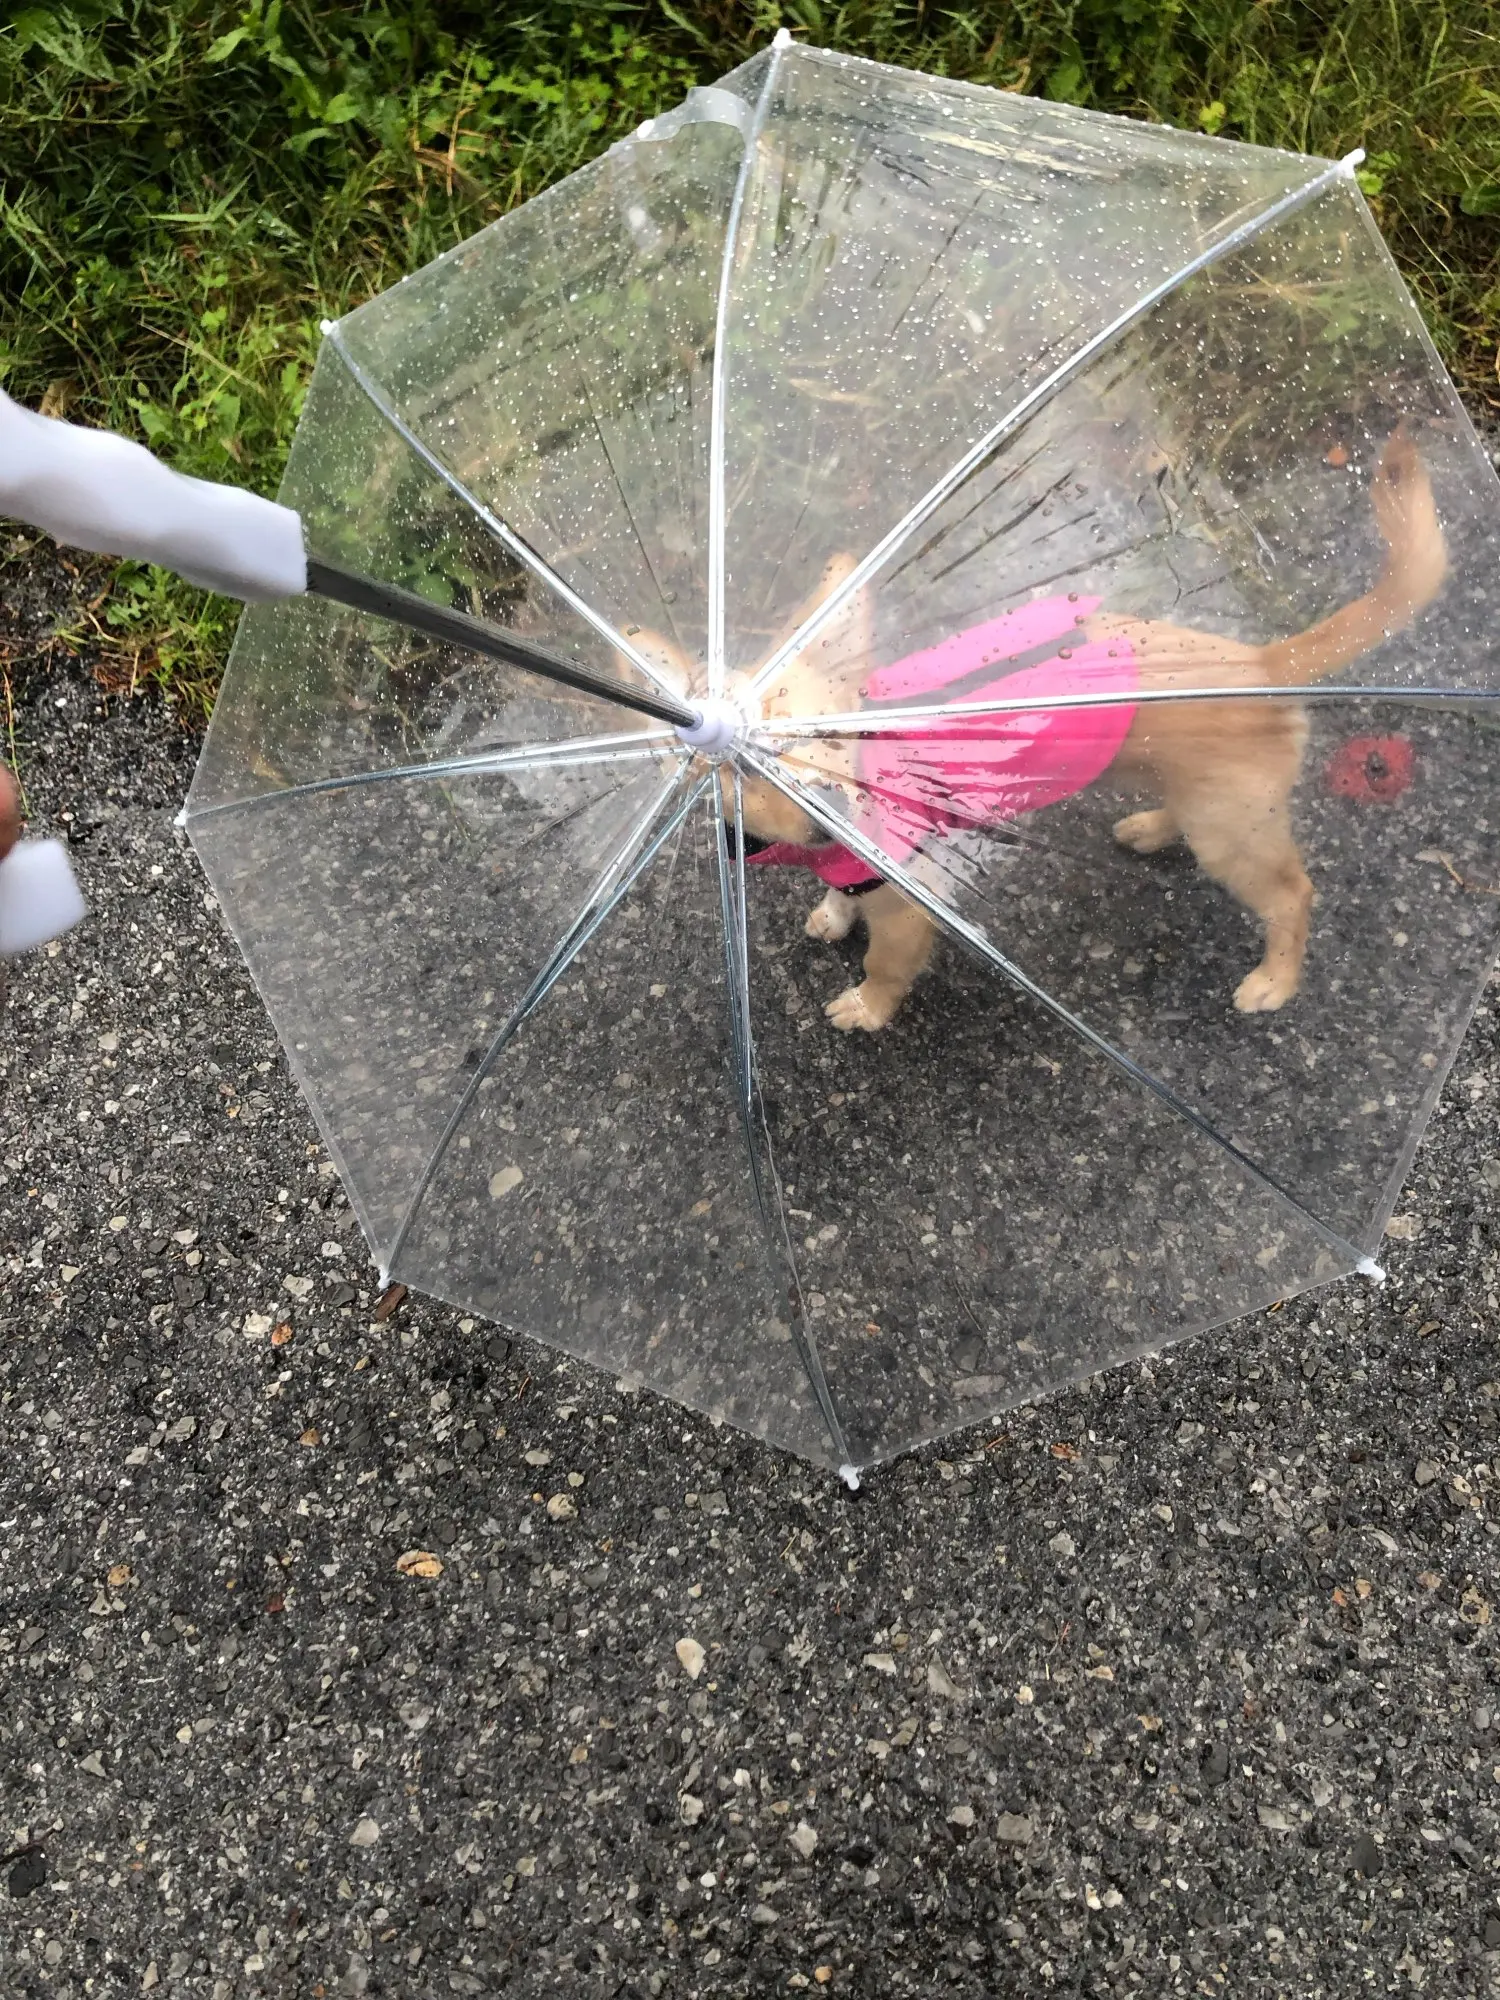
[806,886,859,941]
[825,886,934,1032]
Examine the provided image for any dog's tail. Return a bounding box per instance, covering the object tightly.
[1260,427,1449,687]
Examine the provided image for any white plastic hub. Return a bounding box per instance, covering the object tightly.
[675,695,744,757]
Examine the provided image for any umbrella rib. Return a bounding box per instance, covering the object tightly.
[754,683,1500,739]
[707,32,789,692]
[382,769,708,1282]
[745,148,1365,701]
[542,206,693,664]
[712,770,757,1128]
[739,746,1382,1279]
[321,325,683,704]
[710,771,858,1479]
[184,734,680,825]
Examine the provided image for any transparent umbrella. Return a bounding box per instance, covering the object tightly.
[184,35,1500,1480]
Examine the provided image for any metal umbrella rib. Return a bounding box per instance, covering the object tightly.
[711,768,857,1479]
[706,33,788,694]
[381,769,708,1281]
[184,733,680,827]
[322,327,692,707]
[755,683,1500,740]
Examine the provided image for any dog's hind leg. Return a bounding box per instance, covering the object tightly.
[1170,772,1313,1014]
[1113,807,1180,854]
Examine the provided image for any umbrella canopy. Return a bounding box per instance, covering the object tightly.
[185,37,1500,1478]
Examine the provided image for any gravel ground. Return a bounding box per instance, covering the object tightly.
[3,536,1500,2000]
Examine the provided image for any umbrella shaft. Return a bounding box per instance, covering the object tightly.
[304,558,700,731]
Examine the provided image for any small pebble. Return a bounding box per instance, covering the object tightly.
[927,1658,964,1699]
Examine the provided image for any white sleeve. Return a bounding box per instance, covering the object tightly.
[0,387,306,601]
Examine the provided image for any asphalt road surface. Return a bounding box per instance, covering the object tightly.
[2,526,1500,2000]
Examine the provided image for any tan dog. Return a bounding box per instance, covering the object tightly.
[639,431,1447,1031]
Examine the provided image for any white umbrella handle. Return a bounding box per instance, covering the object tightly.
[0,387,306,602]
[0,390,702,732]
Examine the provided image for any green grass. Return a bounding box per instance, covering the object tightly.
[2,0,1497,717]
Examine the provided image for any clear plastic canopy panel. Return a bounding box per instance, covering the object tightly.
[187,41,1500,1476]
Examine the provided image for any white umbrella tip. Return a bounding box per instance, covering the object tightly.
[1356,1255,1387,1285]
[838,1463,862,1492]
[173,807,187,830]
[773,27,794,47]
[676,695,744,757]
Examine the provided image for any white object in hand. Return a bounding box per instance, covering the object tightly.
[0,387,306,602]
[0,837,87,956]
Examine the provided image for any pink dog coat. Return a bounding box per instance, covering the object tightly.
[747,594,1139,889]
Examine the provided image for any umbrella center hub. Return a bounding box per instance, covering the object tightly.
[675,694,747,758]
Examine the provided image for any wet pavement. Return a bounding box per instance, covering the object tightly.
[3,519,1500,1995]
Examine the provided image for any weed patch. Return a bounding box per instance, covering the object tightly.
[2,2,1495,713]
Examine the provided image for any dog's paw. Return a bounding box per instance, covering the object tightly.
[1113,809,1178,855]
[825,983,896,1033]
[1233,965,1296,1013]
[805,888,857,942]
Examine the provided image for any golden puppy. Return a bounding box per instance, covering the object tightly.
[639,430,1447,1031]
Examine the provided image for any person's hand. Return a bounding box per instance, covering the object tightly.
[0,763,19,862]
